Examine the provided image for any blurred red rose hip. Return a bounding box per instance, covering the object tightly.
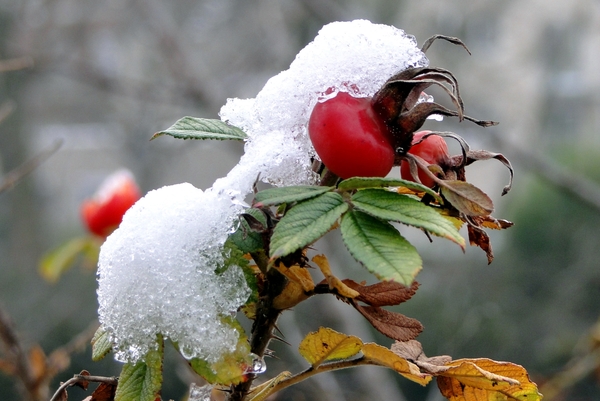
[81,169,141,237]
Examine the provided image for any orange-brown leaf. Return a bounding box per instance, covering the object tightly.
[361,343,431,385]
[343,279,419,307]
[437,358,542,401]
[350,300,422,341]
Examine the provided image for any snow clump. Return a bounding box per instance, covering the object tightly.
[97,20,428,364]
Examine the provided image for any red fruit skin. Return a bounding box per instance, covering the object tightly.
[400,131,450,188]
[81,173,141,238]
[309,92,395,179]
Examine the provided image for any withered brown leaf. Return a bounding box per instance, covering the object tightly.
[467,224,493,264]
[90,382,117,401]
[342,279,419,307]
[350,300,422,341]
[391,340,452,374]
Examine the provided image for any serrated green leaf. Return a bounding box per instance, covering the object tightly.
[39,236,100,283]
[338,177,441,201]
[91,326,112,361]
[270,192,348,258]
[115,336,163,401]
[341,210,422,285]
[440,180,494,217]
[152,117,247,141]
[254,185,334,207]
[188,316,252,386]
[351,189,465,249]
[228,208,267,254]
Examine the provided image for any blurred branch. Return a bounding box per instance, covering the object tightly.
[491,134,600,212]
[539,320,600,400]
[0,139,63,195]
[0,56,34,73]
[49,373,118,401]
[0,304,36,398]
[0,100,16,125]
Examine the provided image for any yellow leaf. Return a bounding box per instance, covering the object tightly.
[273,281,311,310]
[275,264,315,292]
[361,343,431,386]
[298,327,363,368]
[437,358,542,401]
[312,254,359,298]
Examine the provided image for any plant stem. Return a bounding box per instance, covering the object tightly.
[267,357,372,395]
[229,257,286,401]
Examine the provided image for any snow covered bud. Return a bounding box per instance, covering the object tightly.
[81,169,141,238]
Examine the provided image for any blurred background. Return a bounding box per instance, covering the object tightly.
[1,0,599,400]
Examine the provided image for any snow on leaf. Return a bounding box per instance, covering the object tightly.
[151,117,247,141]
[187,317,253,386]
[298,327,363,368]
[340,210,422,285]
[114,337,163,401]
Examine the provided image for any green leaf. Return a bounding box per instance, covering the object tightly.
[338,177,442,201]
[440,180,494,217]
[254,185,334,207]
[340,210,422,285]
[115,336,163,401]
[351,189,465,249]
[39,236,100,283]
[188,316,252,386]
[270,192,348,258]
[228,208,268,254]
[91,326,112,361]
[151,117,247,141]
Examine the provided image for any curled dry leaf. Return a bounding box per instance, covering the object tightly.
[467,224,494,264]
[349,300,423,341]
[361,343,431,386]
[342,279,419,307]
[464,149,514,196]
[440,180,494,217]
[391,340,452,374]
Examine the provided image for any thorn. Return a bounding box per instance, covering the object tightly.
[271,335,291,346]
[273,323,285,337]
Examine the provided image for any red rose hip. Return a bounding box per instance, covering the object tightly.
[81,169,141,238]
[308,91,395,179]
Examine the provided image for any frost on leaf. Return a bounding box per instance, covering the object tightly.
[97,183,251,364]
